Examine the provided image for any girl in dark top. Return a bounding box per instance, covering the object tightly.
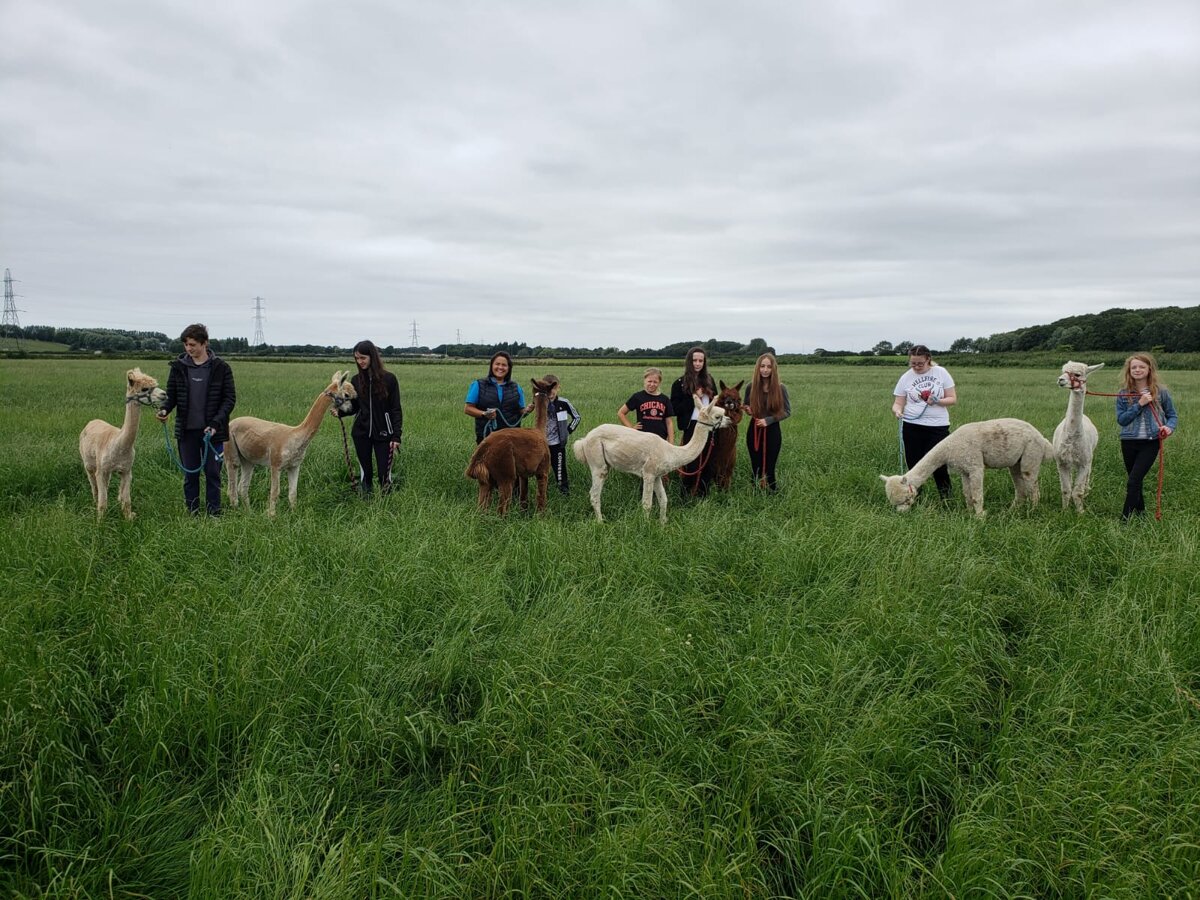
[336,340,402,496]
[742,352,791,491]
[464,351,531,444]
[670,346,718,497]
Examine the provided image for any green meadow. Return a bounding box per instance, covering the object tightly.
[1,358,1197,898]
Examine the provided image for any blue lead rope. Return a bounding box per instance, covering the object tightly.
[482,405,526,438]
[161,422,221,474]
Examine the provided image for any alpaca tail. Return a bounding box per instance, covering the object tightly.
[572,432,592,465]
[465,442,489,481]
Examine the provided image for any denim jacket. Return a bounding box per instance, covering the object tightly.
[1116,387,1178,439]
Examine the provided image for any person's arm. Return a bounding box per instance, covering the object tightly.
[1160,390,1178,435]
[891,392,907,419]
[565,399,581,433]
[666,418,676,443]
[763,385,791,427]
[157,364,178,420]
[464,381,495,421]
[1115,394,1141,426]
[388,375,403,447]
[618,402,638,429]
[937,386,957,408]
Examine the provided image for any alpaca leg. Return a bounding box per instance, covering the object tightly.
[518,476,529,513]
[268,466,281,518]
[588,470,606,522]
[535,473,547,513]
[652,474,670,524]
[95,469,110,519]
[118,467,135,520]
[1073,462,1092,513]
[239,465,254,508]
[960,472,984,517]
[497,480,513,516]
[477,480,492,511]
[286,465,300,510]
[640,476,657,518]
[1056,461,1072,510]
[85,467,99,506]
[226,458,239,508]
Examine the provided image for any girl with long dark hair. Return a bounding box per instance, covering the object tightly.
[335,340,403,495]
[670,346,718,496]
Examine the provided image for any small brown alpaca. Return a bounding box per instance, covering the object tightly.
[79,368,167,520]
[225,371,357,516]
[464,378,552,515]
[710,379,745,490]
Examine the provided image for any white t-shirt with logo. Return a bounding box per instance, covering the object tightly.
[893,365,954,427]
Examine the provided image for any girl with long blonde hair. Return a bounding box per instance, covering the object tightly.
[1116,352,1178,518]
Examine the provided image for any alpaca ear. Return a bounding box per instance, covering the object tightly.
[719,380,727,391]
[879,475,889,483]
[693,392,703,409]
[734,380,744,391]
[1088,363,1105,373]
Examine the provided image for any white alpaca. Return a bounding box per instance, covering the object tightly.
[573,394,729,523]
[225,371,356,516]
[880,418,1055,517]
[79,368,167,520]
[1053,361,1103,513]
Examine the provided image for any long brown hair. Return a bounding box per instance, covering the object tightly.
[748,352,785,418]
[353,340,389,400]
[1120,352,1165,402]
[681,346,716,397]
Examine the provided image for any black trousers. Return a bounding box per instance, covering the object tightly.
[745,422,782,490]
[353,434,394,494]
[179,429,223,514]
[1121,438,1160,517]
[902,422,952,500]
[549,443,569,493]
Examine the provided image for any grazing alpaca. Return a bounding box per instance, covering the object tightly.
[464,378,552,515]
[1053,361,1103,513]
[225,371,356,516]
[710,380,745,490]
[880,418,1055,517]
[573,394,730,523]
[79,368,167,520]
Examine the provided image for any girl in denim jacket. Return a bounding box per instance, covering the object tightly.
[1115,353,1178,518]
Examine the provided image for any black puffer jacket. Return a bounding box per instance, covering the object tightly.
[162,353,237,442]
[340,369,403,441]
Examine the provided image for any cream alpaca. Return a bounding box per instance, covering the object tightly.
[79,368,167,520]
[573,394,729,523]
[1053,360,1103,513]
[225,371,356,516]
[880,418,1055,517]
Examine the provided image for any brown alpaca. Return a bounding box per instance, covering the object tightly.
[710,379,744,490]
[464,378,552,515]
[79,368,167,520]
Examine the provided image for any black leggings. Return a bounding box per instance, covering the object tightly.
[902,422,952,500]
[1121,439,1160,517]
[745,422,782,490]
[353,434,394,494]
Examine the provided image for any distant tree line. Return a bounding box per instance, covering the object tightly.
[944,305,1200,355]
[10,326,249,354]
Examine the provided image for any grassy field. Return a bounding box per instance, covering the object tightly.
[1,358,1197,898]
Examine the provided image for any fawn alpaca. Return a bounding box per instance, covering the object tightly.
[79,368,167,520]
[464,378,552,515]
[225,371,356,516]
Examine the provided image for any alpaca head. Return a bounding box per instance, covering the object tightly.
[326,370,357,414]
[126,368,167,408]
[530,377,553,400]
[716,380,745,424]
[1057,361,1104,392]
[879,474,917,512]
[695,397,730,430]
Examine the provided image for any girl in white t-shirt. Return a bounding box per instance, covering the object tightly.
[891,344,957,499]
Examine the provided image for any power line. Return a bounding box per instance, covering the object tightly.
[410,319,419,348]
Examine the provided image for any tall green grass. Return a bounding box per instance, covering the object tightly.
[1,359,1197,897]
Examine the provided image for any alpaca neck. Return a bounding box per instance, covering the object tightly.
[533,393,548,432]
[116,397,143,449]
[296,390,333,438]
[905,439,951,487]
[1064,389,1086,430]
[671,420,714,465]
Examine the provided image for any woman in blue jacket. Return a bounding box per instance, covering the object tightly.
[1115,352,1178,518]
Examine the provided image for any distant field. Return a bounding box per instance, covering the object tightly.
[1,358,1197,897]
[0,338,70,352]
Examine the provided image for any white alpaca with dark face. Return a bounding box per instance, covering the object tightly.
[80,368,168,520]
[224,371,357,517]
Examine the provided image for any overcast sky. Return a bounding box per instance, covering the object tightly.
[2,0,1197,352]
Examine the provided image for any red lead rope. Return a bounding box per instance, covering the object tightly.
[750,421,768,489]
[1086,389,1170,520]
